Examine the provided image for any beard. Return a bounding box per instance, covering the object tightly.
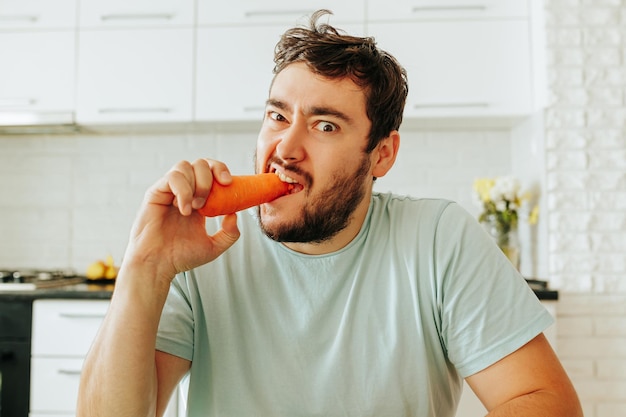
[258,154,372,244]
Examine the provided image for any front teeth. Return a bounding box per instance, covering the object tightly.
[275,171,298,184]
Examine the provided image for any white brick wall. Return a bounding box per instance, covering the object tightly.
[545,0,626,414]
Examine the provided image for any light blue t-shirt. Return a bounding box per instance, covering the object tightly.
[156,193,553,417]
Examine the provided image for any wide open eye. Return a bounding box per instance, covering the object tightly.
[314,121,338,133]
[268,111,287,122]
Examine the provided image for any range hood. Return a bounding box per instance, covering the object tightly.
[0,111,81,134]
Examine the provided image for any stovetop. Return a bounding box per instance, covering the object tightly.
[0,269,86,291]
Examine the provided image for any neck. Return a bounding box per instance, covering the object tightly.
[282,194,371,255]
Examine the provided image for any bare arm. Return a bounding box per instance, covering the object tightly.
[77,159,240,417]
[466,333,583,416]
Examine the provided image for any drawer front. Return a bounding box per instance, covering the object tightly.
[31,299,109,356]
[30,357,84,413]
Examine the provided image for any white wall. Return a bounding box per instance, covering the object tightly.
[544,0,626,415]
[0,126,512,271]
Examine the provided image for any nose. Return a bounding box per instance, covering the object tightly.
[275,121,306,162]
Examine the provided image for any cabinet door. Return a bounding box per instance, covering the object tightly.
[369,20,532,119]
[31,299,109,356]
[76,29,193,124]
[367,0,528,21]
[0,32,74,117]
[196,23,364,122]
[30,357,84,413]
[198,0,364,25]
[0,0,76,29]
[195,25,280,122]
[79,0,194,28]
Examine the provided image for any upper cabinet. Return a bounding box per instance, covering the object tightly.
[76,29,194,124]
[0,0,76,29]
[367,0,545,120]
[367,0,528,21]
[75,0,195,124]
[1,0,546,128]
[195,22,365,123]
[370,20,533,119]
[79,0,194,28]
[0,32,75,116]
[197,1,364,25]
[194,2,365,123]
[0,0,76,125]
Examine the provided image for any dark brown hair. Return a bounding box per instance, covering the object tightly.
[273,9,409,153]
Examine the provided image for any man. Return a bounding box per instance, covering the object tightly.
[78,10,582,417]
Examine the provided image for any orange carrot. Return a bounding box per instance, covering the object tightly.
[198,173,292,217]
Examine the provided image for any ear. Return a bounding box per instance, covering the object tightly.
[371,130,400,178]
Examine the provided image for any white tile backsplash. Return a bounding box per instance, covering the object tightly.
[0,127,512,271]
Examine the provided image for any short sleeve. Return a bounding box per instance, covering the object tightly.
[434,203,554,378]
[156,272,195,361]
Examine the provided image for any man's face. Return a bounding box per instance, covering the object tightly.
[255,62,376,245]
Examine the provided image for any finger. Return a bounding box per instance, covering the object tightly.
[210,213,240,255]
[190,159,213,210]
[205,159,233,185]
[166,161,196,215]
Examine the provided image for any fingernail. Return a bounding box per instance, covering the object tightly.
[192,197,205,209]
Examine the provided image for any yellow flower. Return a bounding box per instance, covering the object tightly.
[473,178,495,203]
[528,205,540,225]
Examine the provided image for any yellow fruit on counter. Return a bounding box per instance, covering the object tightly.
[86,261,106,279]
[104,265,118,279]
[86,255,118,280]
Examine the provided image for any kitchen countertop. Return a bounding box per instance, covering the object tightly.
[0,282,114,301]
[0,280,558,301]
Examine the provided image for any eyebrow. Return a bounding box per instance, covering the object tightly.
[266,98,354,125]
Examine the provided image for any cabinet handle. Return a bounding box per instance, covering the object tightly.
[98,108,172,114]
[59,313,106,319]
[58,369,82,376]
[0,98,37,107]
[412,5,487,12]
[244,9,313,18]
[100,14,175,21]
[0,15,39,23]
[414,102,489,109]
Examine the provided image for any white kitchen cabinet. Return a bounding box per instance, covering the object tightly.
[76,28,194,124]
[29,299,182,417]
[0,0,76,29]
[195,25,282,122]
[197,1,364,26]
[195,22,364,122]
[79,0,194,28]
[369,20,534,120]
[367,0,528,21]
[30,299,109,416]
[0,31,75,124]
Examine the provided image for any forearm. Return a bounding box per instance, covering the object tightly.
[486,389,583,417]
[77,263,172,417]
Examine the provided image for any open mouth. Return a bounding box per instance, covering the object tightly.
[272,170,304,194]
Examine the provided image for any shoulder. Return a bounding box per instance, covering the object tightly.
[370,192,472,231]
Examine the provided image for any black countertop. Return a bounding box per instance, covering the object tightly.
[0,282,114,301]
[0,280,558,301]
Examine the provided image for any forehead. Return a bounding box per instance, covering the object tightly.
[269,63,368,118]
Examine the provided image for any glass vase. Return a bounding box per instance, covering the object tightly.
[481,214,520,270]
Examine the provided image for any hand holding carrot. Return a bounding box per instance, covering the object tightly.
[120,159,242,287]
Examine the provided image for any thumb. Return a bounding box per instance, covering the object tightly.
[210,213,240,255]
